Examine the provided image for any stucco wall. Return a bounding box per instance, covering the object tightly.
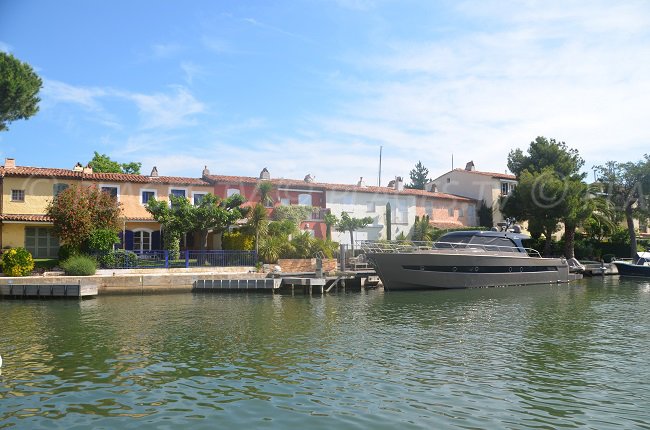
[3,176,80,215]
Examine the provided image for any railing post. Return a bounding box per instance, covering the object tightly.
[185,250,190,268]
[164,250,169,269]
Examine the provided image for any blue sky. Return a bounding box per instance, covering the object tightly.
[1,0,650,184]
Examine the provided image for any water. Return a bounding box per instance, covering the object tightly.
[1,277,650,429]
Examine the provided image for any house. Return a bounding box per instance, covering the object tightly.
[427,161,517,225]
[325,176,477,244]
[0,158,213,257]
[203,168,329,239]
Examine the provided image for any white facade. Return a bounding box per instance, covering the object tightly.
[326,189,416,244]
[428,169,517,224]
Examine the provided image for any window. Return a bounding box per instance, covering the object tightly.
[448,207,454,217]
[170,189,186,198]
[141,190,156,205]
[53,183,69,197]
[458,208,464,217]
[425,201,433,215]
[501,182,516,196]
[280,198,290,206]
[298,193,312,206]
[101,185,119,200]
[11,189,25,202]
[25,227,59,258]
[133,230,151,251]
[193,192,207,206]
[227,188,240,197]
[446,178,451,183]
[367,202,376,213]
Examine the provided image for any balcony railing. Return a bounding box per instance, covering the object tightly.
[100,250,257,269]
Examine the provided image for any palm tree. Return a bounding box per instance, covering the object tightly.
[324,213,338,241]
[247,203,269,256]
[257,181,274,207]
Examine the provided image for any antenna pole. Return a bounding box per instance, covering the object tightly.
[452,153,454,170]
[378,146,383,186]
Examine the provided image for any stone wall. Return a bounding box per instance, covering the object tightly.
[277,258,337,273]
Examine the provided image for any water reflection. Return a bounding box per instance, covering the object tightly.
[1,281,650,428]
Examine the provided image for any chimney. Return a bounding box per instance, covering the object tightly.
[4,158,15,169]
[83,164,93,174]
[259,167,270,180]
[394,176,404,191]
[304,174,314,183]
[202,165,210,177]
[465,161,475,171]
[357,176,366,187]
[426,182,437,192]
[150,166,159,177]
[73,162,83,172]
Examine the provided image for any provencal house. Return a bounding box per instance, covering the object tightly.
[427,161,517,225]
[0,158,213,257]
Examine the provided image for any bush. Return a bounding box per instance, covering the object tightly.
[98,249,138,269]
[222,231,254,250]
[60,255,97,276]
[1,247,35,276]
[86,229,120,253]
[58,244,80,261]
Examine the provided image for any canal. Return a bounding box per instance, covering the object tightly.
[1,276,650,429]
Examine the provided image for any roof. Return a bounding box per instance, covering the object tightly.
[434,168,517,181]
[0,165,211,186]
[430,221,466,229]
[205,174,474,202]
[0,214,53,222]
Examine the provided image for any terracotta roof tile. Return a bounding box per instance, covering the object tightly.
[0,214,53,222]
[0,165,211,186]
[451,168,516,180]
[205,175,473,201]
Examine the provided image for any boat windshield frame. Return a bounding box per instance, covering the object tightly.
[359,239,542,258]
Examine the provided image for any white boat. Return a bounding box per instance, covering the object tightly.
[361,229,576,291]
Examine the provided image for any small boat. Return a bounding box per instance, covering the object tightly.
[361,222,576,291]
[612,253,650,278]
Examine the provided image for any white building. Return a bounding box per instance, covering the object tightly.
[427,161,517,225]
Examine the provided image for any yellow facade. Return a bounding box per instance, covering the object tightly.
[3,176,80,215]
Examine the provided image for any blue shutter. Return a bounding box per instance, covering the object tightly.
[152,231,161,250]
[125,230,134,250]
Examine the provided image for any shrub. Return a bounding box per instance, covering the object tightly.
[58,244,80,261]
[61,255,97,276]
[222,231,254,251]
[98,249,138,269]
[86,229,120,253]
[1,247,35,276]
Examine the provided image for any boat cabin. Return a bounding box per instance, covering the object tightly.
[436,230,530,253]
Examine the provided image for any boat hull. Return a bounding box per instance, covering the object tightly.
[612,261,650,278]
[366,251,571,290]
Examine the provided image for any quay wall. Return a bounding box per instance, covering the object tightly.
[0,267,260,295]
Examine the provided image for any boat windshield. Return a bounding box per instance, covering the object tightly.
[437,233,525,253]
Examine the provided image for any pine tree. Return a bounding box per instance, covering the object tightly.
[406,161,430,190]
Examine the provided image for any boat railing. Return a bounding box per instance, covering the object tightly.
[358,240,542,258]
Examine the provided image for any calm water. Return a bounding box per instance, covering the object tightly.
[1,277,650,429]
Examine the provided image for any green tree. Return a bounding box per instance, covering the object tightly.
[324,213,338,241]
[145,195,194,259]
[477,201,493,228]
[405,161,430,190]
[246,203,269,255]
[594,157,650,259]
[385,202,392,240]
[192,193,246,264]
[336,212,373,252]
[411,215,433,241]
[504,137,587,258]
[257,181,274,207]
[89,151,142,175]
[46,184,122,252]
[0,52,42,131]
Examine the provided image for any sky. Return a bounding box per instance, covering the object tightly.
[1,0,650,185]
